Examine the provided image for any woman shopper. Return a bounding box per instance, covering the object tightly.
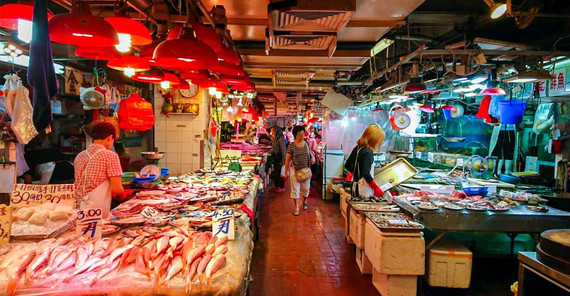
[285,125,315,216]
[345,124,386,198]
[270,126,286,192]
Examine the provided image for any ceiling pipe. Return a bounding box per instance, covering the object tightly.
[393,35,441,45]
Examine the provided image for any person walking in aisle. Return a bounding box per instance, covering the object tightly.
[285,125,315,216]
[345,124,386,198]
[270,126,286,192]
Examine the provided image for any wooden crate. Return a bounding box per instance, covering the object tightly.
[356,246,373,275]
[349,208,366,248]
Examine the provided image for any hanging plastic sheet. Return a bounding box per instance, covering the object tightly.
[2,74,38,144]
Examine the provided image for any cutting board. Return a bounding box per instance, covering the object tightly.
[540,229,570,262]
[466,177,516,189]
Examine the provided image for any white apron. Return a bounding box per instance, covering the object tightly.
[80,149,112,218]
[350,147,375,197]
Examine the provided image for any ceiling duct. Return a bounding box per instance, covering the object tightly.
[267,0,356,56]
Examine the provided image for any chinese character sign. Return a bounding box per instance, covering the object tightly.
[76,208,102,240]
[212,208,235,240]
[0,205,11,244]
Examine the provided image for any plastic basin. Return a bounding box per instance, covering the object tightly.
[463,187,488,197]
[133,175,156,184]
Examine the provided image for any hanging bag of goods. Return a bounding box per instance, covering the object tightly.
[118,93,155,131]
[2,74,38,144]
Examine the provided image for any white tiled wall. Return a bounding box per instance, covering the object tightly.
[153,86,208,175]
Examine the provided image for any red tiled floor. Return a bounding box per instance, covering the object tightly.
[248,184,379,296]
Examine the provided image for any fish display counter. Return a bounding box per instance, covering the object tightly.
[0,170,262,296]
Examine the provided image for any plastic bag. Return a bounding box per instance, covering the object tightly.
[532,103,554,134]
[2,74,38,144]
[280,165,285,177]
[488,95,503,119]
[118,93,155,131]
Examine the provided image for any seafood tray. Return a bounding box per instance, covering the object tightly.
[349,202,399,212]
[365,212,424,233]
[349,195,389,203]
[211,197,245,206]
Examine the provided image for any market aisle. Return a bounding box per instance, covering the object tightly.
[249,184,380,296]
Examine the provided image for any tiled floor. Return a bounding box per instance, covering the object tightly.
[249,183,380,296]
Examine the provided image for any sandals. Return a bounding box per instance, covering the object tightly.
[303,202,308,210]
[294,209,300,216]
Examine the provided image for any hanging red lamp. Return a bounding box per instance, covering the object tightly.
[221,75,248,86]
[107,55,150,77]
[0,0,53,30]
[217,46,240,66]
[75,46,119,60]
[152,25,217,71]
[49,1,118,47]
[480,86,506,95]
[193,21,222,52]
[104,5,152,53]
[132,67,166,83]
[180,70,210,84]
[213,62,246,77]
[166,25,183,40]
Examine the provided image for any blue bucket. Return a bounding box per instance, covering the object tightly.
[499,100,527,124]
[442,109,453,119]
[161,168,170,177]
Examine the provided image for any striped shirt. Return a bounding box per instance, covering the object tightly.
[287,141,310,170]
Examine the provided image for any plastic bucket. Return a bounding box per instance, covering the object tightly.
[499,100,527,124]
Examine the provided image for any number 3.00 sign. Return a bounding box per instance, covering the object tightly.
[76,208,102,240]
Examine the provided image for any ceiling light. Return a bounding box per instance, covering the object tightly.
[468,84,487,90]
[48,1,118,47]
[104,7,152,53]
[453,87,471,93]
[216,91,223,100]
[0,0,53,43]
[389,95,408,100]
[480,86,506,95]
[208,87,217,96]
[124,67,135,77]
[503,69,552,83]
[453,77,468,82]
[153,26,217,71]
[75,46,119,60]
[370,38,394,57]
[2,42,24,58]
[132,67,165,82]
[107,55,150,77]
[471,76,488,84]
[484,0,507,19]
[237,97,243,107]
[160,81,170,89]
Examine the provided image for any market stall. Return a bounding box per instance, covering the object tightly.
[0,170,261,296]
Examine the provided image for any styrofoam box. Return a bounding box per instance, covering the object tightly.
[349,208,366,248]
[365,219,425,275]
[372,267,417,296]
[340,193,348,218]
[356,247,373,275]
[426,239,473,288]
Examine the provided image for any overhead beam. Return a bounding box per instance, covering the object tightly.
[238,48,370,57]
[365,45,425,84]
[421,49,570,57]
[245,62,362,69]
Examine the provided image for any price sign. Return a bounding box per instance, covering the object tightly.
[0,205,12,244]
[76,208,102,239]
[416,151,421,159]
[428,152,434,163]
[212,208,235,240]
[11,184,75,208]
[141,206,159,219]
[457,158,464,166]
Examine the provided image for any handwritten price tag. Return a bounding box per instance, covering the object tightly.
[0,205,11,244]
[76,208,102,240]
[212,208,235,240]
[11,184,75,208]
[141,206,160,222]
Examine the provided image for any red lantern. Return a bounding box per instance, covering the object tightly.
[48,1,118,47]
[75,46,119,60]
[153,26,217,71]
[0,0,53,30]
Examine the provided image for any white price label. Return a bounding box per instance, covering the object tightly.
[212,208,235,221]
[76,208,102,240]
[457,158,464,166]
[141,206,159,219]
[428,152,434,163]
[416,152,421,159]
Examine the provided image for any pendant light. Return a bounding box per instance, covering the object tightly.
[49,1,118,47]
[0,0,53,43]
[484,0,508,19]
[481,68,506,95]
[193,21,222,52]
[160,72,181,89]
[221,75,248,86]
[213,62,246,77]
[404,61,426,94]
[180,70,210,85]
[217,46,241,66]
[104,2,152,53]
[107,55,150,77]
[75,46,119,60]
[152,25,217,71]
[139,24,168,61]
[132,67,166,83]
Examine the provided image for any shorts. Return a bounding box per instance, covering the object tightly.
[290,168,310,199]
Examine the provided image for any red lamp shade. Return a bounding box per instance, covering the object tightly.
[480,86,506,95]
[232,84,255,92]
[193,21,222,52]
[0,0,53,30]
[200,77,229,93]
[217,46,240,66]
[152,26,217,71]
[75,46,119,60]
[49,1,118,47]
[404,84,427,93]
[180,70,210,84]
[163,72,180,85]
[132,67,165,83]
[213,62,246,77]
[104,16,152,45]
[221,75,248,86]
[107,55,150,72]
[167,25,183,40]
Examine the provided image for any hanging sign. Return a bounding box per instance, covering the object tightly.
[11,184,75,208]
[212,208,235,240]
[76,208,102,240]
[0,205,12,244]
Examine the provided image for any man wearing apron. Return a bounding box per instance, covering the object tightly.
[73,122,124,218]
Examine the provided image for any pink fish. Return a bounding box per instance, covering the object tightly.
[185,257,201,293]
[215,234,228,248]
[74,246,89,270]
[100,237,119,258]
[47,248,73,275]
[196,253,212,281]
[205,244,216,254]
[208,235,218,246]
[25,249,51,281]
[106,244,135,264]
[164,256,183,284]
[117,247,134,271]
[63,256,104,283]
[155,236,169,258]
[185,245,206,267]
[169,236,184,251]
[181,240,194,264]
[52,250,77,273]
[6,250,36,295]
[134,251,150,278]
[212,245,228,256]
[204,255,226,285]
[89,258,120,287]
